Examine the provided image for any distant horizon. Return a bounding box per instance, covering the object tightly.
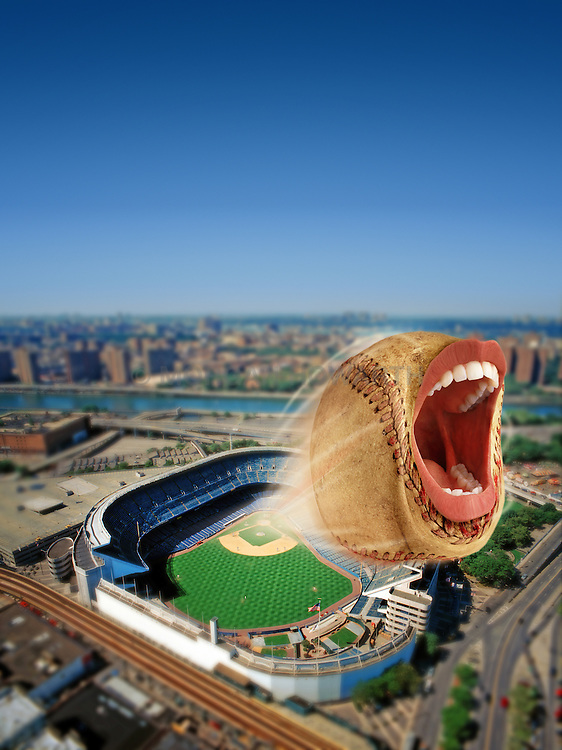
[1,311,560,323]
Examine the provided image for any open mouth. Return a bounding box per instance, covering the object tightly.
[412,339,505,523]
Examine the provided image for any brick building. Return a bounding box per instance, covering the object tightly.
[0,413,90,455]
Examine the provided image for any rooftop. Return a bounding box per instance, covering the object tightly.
[0,467,166,561]
[389,586,432,606]
[0,687,45,744]
[0,411,87,435]
[0,602,88,690]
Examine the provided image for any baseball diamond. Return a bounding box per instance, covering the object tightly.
[166,512,358,631]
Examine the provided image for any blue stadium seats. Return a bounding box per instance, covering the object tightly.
[303,531,373,587]
[366,598,383,618]
[351,596,368,615]
[95,449,297,569]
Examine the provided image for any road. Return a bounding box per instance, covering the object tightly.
[478,560,560,750]
[91,415,301,444]
[413,523,561,750]
[504,479,560,508]
[0,569,346,750]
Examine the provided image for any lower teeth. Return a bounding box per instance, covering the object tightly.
[444,486,482,495]
[445,463,482,495]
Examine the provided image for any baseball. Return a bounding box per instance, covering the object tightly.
[309,332,506,560]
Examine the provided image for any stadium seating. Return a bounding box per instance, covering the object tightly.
[303,531,374,588]
[88,448,298,572]
[141,489,277,561]
[350,595,369,616]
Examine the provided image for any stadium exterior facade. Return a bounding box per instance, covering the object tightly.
[73,447,426,702]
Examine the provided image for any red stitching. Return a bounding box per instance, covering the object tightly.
[335,352,502,546]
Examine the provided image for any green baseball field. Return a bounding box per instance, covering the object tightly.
[166,511,355,631]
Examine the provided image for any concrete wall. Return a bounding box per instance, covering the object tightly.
[95,584,415,703]
[74,564,102,607]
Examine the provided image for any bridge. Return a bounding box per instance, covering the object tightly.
[90,413,303,445]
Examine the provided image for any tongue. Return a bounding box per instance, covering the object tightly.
[425,459,456,490]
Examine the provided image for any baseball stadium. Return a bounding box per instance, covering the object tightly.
[74,447,436,702]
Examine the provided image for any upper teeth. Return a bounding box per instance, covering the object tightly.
[428,360,499,407]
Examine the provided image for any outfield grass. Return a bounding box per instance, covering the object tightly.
[166,512,353,630]
[327,627,357,647]
[263,633,290,645]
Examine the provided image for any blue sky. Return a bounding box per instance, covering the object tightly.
[1,1,560,317]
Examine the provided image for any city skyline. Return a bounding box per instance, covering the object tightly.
[2,1,561,317]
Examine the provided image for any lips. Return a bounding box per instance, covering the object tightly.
[412,339,506,523]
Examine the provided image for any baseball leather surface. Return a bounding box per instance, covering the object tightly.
[310,332,506,560]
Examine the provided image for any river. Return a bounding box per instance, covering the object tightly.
[0,389,559,418]
[0,390,303,415]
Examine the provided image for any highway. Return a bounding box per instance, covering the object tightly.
[0,569,344,750]
[478,560,560,750]
[413,523,561,750]
[504,479,560,508]
[91,414,302,445]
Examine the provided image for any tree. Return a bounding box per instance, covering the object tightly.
[513,506,540,529]
[454,663,478,689]
[451,684,474,710]
[0,459,15,474]
[386,662,420,696]
[351,662,420,709]
[441,704,472,742]
[508,682,539,750]
[415,631,440,660]
[351,680,373,710]
[440,662,478,749]
[441,736,462,750]
[536,502,561,525]
[545,432,562,463]
[502,435,544,463]
[509,523,532,548]
[460,549,517,587]
[490,525,515,550]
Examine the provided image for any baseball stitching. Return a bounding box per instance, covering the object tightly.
[331,352,502,558]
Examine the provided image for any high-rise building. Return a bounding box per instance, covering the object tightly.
[385,586,432,638]
[514,345,540,384]
[144,347,175,376]
[198,316,222,335]
[0,350,13,382]
[14,348,40,384]
[498,336,518,375]
[65,350,101,383]
[103,345,131,384]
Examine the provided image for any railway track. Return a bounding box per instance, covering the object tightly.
[0,570,343,750]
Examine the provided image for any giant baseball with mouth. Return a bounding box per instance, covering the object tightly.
[310,332,506,560]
